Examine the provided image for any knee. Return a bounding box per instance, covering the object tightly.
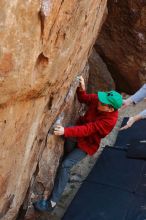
[61,158,73,169]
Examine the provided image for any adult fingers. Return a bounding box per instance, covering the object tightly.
[119,118,134,131]
[119,104,127,111]
[119,125,129,130]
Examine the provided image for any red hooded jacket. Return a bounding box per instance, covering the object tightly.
[64,88,118,155]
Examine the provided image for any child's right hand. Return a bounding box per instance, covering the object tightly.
[54,125,64,136]
[78,76,85,91]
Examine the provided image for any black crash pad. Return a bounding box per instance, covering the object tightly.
[62,146,146,220]
[126,194,146,220]
[86,147,145,193]
[114,118,146,148]
[63,182,134,220]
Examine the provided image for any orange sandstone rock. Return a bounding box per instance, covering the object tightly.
[0,1,107,219]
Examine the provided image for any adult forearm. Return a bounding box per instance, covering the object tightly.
[131,84,146,104]
[120,114,143,130]
[133,114,143,122]
[139,109,146,119]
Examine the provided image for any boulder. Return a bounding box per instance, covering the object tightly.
[96,0,146,94]
[88,48,115,93]
[0,1,107,219]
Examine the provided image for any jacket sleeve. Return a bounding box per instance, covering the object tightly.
[64,119,113,138]
[139,109,146,118]
[77,87,97,104]
[131,84,146,104]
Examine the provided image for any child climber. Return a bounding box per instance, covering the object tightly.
[34,76,123,212]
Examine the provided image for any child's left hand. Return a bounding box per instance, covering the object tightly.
[54,125,64,135]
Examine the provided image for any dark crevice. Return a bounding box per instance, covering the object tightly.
[48,93,54,110]
[35,52,49,69]
[16,198,28,220]
[94,44,141,94]
[33,182,45,196]
[33,163,40,180]
[38,11,45,38]
[16,163,41,220]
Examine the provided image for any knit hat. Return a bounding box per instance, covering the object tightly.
[98,90,123,110]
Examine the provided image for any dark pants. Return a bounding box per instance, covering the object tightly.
[50,138,87,203]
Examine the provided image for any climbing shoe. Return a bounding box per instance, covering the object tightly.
[33,199,54,212]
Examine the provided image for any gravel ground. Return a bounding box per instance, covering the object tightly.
[40,98,146,220]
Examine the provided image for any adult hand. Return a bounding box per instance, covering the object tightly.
[120,117,135,130]
[54,125,64,136]
[120,98,133,110]
[78,76,85,91]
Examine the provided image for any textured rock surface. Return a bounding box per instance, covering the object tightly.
[0,1,107,219]
[88,48,115,93]
[95,0,146,94]
[32,65,89,200]
[21,65,89,220]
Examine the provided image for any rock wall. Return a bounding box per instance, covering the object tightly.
[95,0,146,94]
[24,65,89,220]
[0,0,107,219]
